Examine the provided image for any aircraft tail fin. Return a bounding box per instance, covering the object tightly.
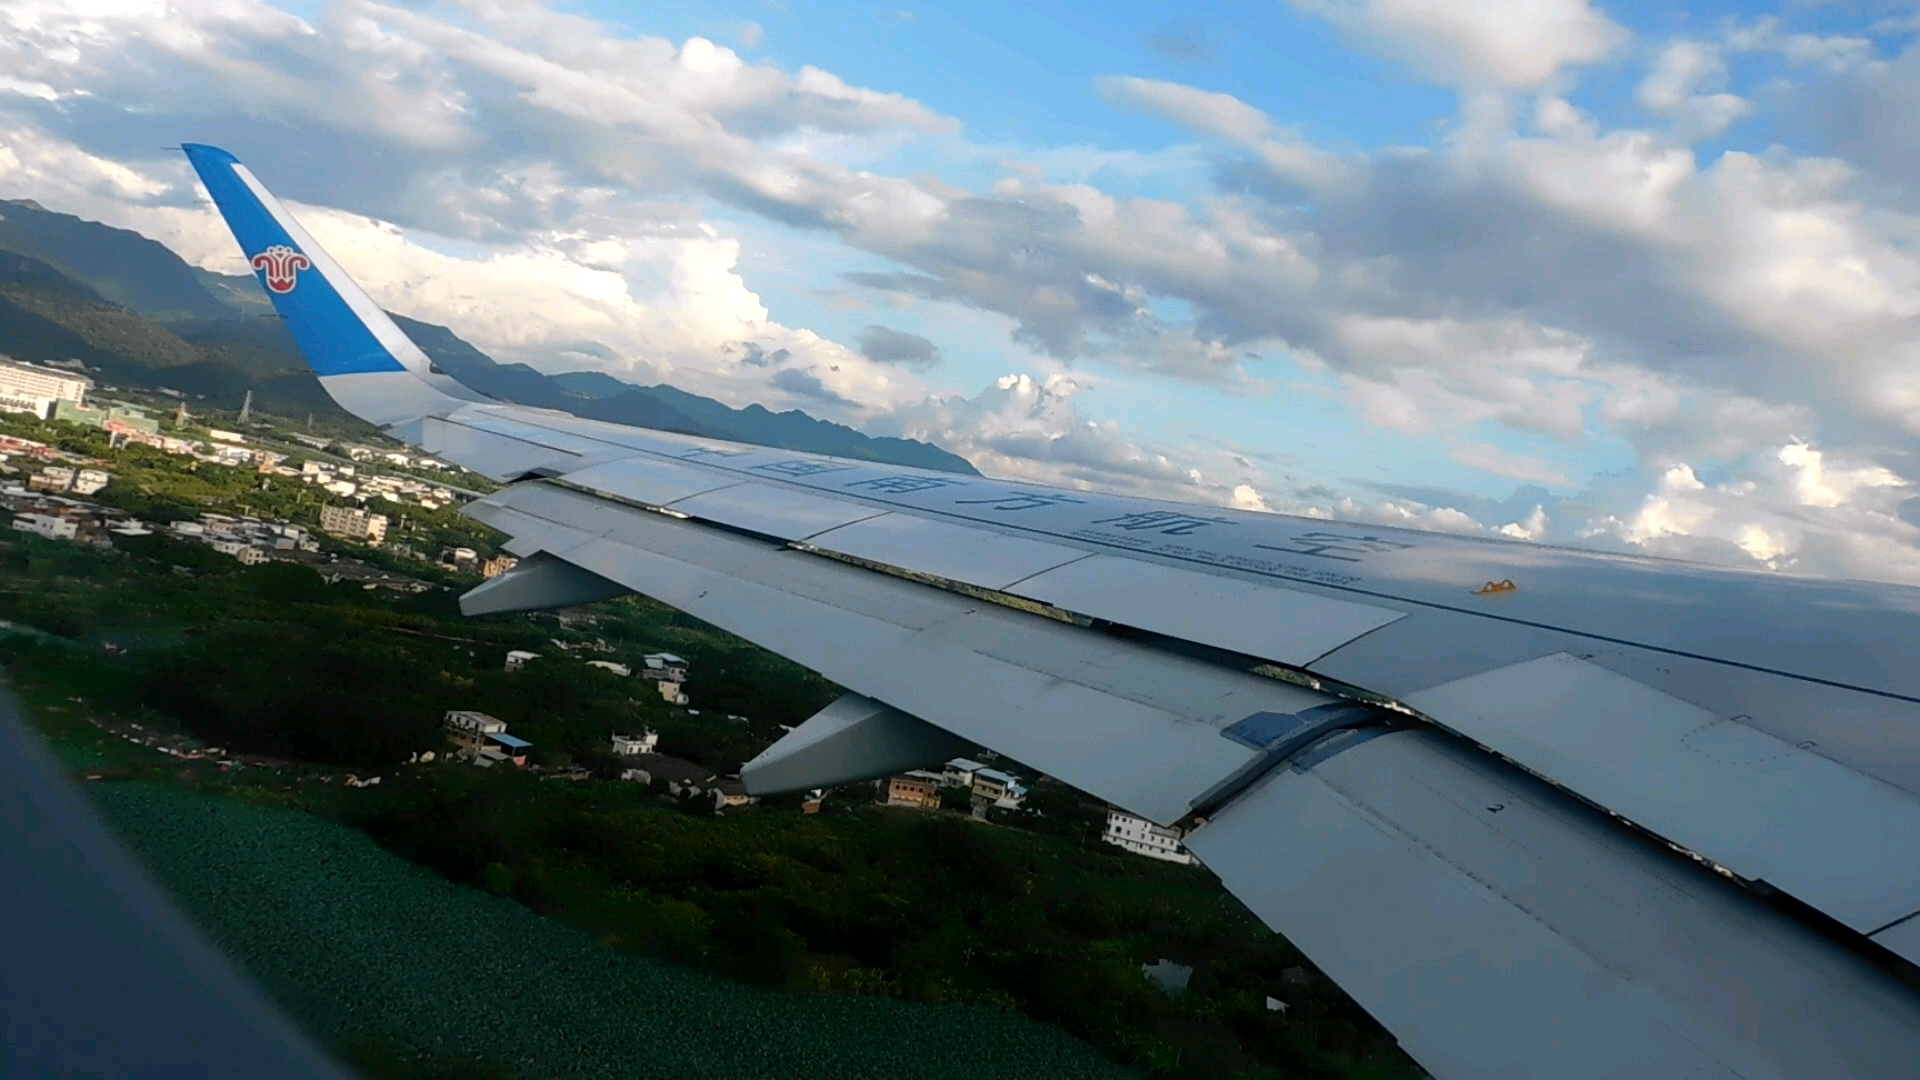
[181,144,478,425]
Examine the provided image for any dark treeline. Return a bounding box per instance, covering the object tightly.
[0,526,1421,1080]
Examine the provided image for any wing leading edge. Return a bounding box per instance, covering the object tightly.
[186,144,1920,1080]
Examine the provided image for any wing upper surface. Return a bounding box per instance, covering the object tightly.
[188,143,1920,1080]
[273,307,1920,960]
[437,403,1920,701]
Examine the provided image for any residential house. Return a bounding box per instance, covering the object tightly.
[11,512,77,541]
[28,467,74,493]
[712,779,757,812]
[941,758,988,789]
[882,771,944,810]
[1102,807,1197,865]
[639,653,689,680]
[443,710,508,753]
[504,650,539,672]
[481,554,518,579]
[970,768,1025,809]
[610,731,659,756]
[208,539,267,565]
[621,752,709,793]
[654,679,689,706]
[487,733,532,767]
[587,660,632,677]
[71,469,108,495]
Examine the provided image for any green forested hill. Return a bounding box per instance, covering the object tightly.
[0,198,978,473]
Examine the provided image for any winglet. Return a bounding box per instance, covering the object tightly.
[181,144,478,425]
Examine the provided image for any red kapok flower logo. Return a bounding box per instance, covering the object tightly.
[250,244,311,294]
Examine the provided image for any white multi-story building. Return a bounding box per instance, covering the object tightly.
[318,505,388,543]
[942,758,989,789]
[208,539,268,565]
[970,767,1027,809]
[640,652,689,679]
[71,469,109,495]
[1103,807,1197,865]
[444,709,507,737]
[11,512,77,541]
[610,730,659,755]
[28,467,74,493]
[0,359,90,419]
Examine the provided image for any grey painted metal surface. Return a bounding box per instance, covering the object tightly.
[226,168,1920,1080]
[805,512,1094,591]
[1877,915,1920,967]
[454,410,626,457]
[1306,605,1574,698]
[1308,605,1920,803]
[740,693,980,795]
[431,404,1920,704]
[1403,652,1920,936]
[457,551,633,617]
[1188,702,1393,816]
[1006,553,1407,666]
[1187,728,1920,1080]
[555,455,743,508]
[664,481,890,541]
[318,370,465,428]
[468,482,1343,825]
[0,686,357,1080]
[401,414,583,481]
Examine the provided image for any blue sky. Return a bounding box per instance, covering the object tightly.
[585,0,1811,501]
[7,0,1920,580]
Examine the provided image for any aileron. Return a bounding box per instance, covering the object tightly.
[1404,653,1920,939]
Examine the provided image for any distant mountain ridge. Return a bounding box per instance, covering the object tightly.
[0,198,977,474]
[387,314,975,474]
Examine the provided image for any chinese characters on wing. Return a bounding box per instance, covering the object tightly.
[844,475,969,495]
[953,492,1090,512]
[1090,510,1236,536]
[1254,532,1416,563]
[750,460,859,478]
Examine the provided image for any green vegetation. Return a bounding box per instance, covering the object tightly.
[0,203,978,472]
[0,413,1423,1080]
[0,409,505,571]
[90,781,1131,1080]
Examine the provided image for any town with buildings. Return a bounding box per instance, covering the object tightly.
[0,356,510,589]
[0,352,1204,865]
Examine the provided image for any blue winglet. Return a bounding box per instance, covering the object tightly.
[182,144,412,378]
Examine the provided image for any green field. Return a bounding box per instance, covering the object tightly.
[0,413,1423,1080]
[86,781,1134,1080]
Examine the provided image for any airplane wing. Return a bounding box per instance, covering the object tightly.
[185,143,1920,1080]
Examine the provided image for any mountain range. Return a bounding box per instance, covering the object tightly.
[0,198,976,474]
